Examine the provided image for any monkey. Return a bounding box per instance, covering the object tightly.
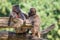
[8,5,28,26]
[27,8,41,38]
[8,5,28,33]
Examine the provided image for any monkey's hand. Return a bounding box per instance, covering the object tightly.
[25,19,32,26]
[13,18,20,23]
[13,18,24,28]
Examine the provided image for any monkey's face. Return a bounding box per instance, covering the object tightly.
[12,5,21,14]
[30,8,36,13]
[12,7,18,13]
[29,8,36,16]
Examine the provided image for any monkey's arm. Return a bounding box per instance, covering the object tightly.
[33,15,40,30]
[23,13,28,19]
[8,15,13,26]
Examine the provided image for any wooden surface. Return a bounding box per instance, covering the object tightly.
[0,31,47,40]
[0,17,55,40]
[0,17,55,34]
[0,17,32,28]
[0,17,9,27]
[0,17,33,33]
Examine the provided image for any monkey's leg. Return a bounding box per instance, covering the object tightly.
[31,27,41,39]
[13,19,24,28]
[37,32,41,38]
[13,19,24,33]
[31,28,36,37]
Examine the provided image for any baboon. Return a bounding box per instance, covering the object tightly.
[8,5,28,26]
[28,8,41,38]
[8,5,28,33]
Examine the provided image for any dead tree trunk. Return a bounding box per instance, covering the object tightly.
[0,17,55,40]
[0,17,33,33]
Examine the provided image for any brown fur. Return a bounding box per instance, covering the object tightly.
[28,8,41,38]
[8,5,28,33]
[8,5,27,27]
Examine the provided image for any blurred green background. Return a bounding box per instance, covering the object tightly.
[0,0,60,40]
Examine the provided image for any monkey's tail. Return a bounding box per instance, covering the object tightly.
[41,24,55,35]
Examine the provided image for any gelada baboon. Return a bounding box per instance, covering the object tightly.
[28,8,41,38]
[8,5,28,33]
[8,5,28,26]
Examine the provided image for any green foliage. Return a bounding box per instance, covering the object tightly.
[0,0,60,40]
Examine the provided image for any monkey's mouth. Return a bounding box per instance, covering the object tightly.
[30,13,36,16]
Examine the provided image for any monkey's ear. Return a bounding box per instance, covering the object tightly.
[41,24,55,35]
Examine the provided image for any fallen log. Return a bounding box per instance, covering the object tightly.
[0,17,9,27]
[41,24,55,35]
[0,17,33,33]
[0,31,46,40]
[0,31,8,40]
[0,17,55,34]
[0,17,55,36]
[0,17,32,28]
